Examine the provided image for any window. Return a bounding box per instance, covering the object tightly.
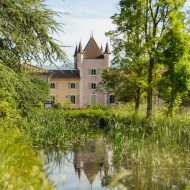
[91,95,96,103]
[91,69,97,75]
[70,95,76,104]
[50,82,56,89]
[91,83,97,89]
[70,83,76,89]
[110,95,115,104]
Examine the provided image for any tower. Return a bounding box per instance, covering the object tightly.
[74,36,111,107]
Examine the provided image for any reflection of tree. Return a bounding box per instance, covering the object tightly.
[43,136,190,189]
[43,148,73,177]
[110,144,190,190]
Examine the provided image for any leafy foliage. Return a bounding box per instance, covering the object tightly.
[158,29,190,114]
[106,0,189,116]
[0,63,49,117]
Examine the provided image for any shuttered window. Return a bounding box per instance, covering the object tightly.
[51,96,55,102]
[91,95,97,103]
[91,83,96,89]
[70,83,76,89]
[68,82,79,89]
[70,95,76,104]
[50,82,56,89]
[110,95,115,104]
[91,69,96,75]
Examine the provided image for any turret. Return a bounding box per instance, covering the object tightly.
[76,41,84,70]
[73,45,78,70]
[103,42,111,68]
[100,44,103,52]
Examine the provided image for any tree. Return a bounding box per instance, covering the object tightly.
[0,0,67,117]
[106,0,147,111]
[107,0,187,117]
[0,63,50,117]
[157,29,190,115]
[0,0,67,70]
[102,67,146,111]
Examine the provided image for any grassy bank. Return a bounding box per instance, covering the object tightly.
[0,121,53,190]
[2,105,190,189]
[21,105,190,153]
[18,108,112,149]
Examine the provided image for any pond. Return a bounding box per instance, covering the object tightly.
[43,136,190,190]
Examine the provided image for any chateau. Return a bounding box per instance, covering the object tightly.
[49,36,114,108]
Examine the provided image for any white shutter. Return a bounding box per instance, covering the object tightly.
[56,82,59,89]
[98,68,101,75]
[88,68,91,75]
[76,83,79,89]
[76,95,79,104]
[67,95,71,102]
[88,83,91,89]
[107,94,110,104]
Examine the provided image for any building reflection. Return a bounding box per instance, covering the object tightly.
[73,138,114,186]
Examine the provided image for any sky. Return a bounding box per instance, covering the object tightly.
[45,0,119,65]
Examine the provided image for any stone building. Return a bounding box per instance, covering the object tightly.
[49,36,114,108]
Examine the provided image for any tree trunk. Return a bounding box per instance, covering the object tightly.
[147,57,154,117]
[135,85,141,112]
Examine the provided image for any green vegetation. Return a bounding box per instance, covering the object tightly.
[19,109,111,148]
[0,0,67,189]
[0,0,190,189]
[105,0,190,117]
[0,122,53,190]
[19,105,190,189]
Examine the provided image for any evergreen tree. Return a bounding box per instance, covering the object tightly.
[0,0,67,117]
[0,0,67,69]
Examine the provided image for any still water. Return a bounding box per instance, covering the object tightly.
[43,137,190,190]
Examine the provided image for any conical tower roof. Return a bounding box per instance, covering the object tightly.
[83,37,104,59]
[104,42,111,54]
[78,41,83,53]
[83,162,100,185]
[100,44,103,52]
[73,45,78,56]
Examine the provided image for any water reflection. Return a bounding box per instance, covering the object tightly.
[43,137,190,190]
[44,137,117,190]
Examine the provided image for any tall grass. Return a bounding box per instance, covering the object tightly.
[20,109,108,149]
[107,108,190,162]
[105,106,190,189]
[11,105,190,189]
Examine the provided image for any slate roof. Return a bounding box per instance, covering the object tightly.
[51,70,80,78]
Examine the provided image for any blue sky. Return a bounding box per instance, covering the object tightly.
[44,0,190,66]
[45,0,119,64]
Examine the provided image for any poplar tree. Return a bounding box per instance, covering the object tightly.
[0,0,67,70]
